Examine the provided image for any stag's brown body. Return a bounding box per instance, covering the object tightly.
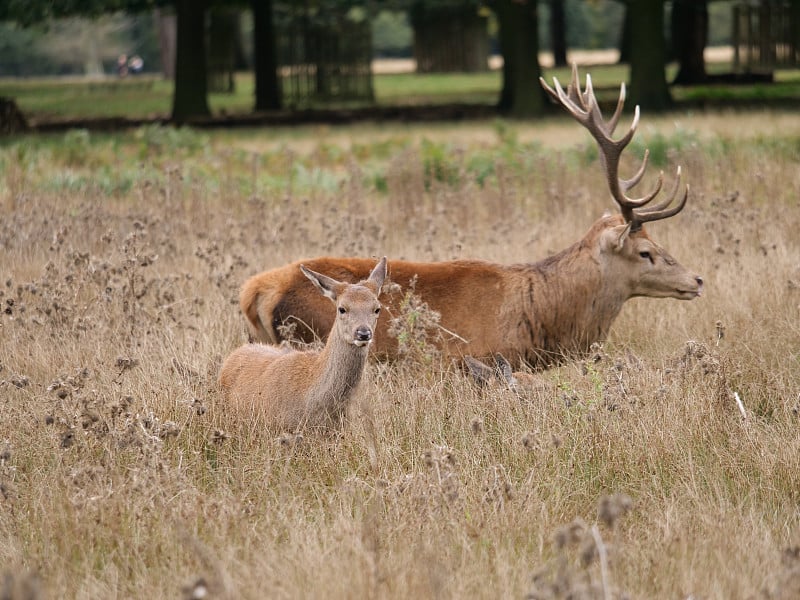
[239,67,704,370]
[220,258,386,430]
[240,214,701,368]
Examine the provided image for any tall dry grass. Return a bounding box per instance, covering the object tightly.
[0,112,799,599]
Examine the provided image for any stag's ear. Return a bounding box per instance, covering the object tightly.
[363,257,387,295]
[301,265,343,302]
[602,223,632,253]
[464,356,494,387]
[494,354,515,383]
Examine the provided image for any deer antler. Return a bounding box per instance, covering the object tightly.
[540,64,689,231]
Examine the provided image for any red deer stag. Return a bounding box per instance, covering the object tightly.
[239,67,703,369]
[219,258,386,430]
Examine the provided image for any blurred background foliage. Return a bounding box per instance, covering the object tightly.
[0,1,737,78]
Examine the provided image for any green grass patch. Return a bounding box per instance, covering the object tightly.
[2,64,799,123]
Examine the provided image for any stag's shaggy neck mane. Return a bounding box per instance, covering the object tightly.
[512,216,628,367]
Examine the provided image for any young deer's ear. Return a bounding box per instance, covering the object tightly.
[301,265,342,302]
[602,223,632,253]
[363,256,387,295]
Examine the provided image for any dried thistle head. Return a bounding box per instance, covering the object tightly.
[470,416,484,435]
[554,518,588,549]
[211,429,229,445]
[192,398,207,416]
[421,444,455,469]
[483,464,513,506]
[521,431,538,451]
[158,421,181,439]
[0,442,10,463]
[579,536,598,567]
[277,432,303,448]
[597,493,633,529]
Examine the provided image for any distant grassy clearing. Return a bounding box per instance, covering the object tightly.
[1,60,799,121]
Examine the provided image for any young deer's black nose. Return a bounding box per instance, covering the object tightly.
[355,327,373,342]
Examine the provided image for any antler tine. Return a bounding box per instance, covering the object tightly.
[606,82,626,136]
[567,62,596,114]
[632,167,690,225]
[540,65,676,224]
[620,148,650,191]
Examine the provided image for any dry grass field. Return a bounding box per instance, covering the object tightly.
[1,109,799,599]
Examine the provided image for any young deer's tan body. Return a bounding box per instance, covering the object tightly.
[219,258,386,430]
[239,67,704,370]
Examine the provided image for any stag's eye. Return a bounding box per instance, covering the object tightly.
[374,307,381,314]
[338,307,347,314]
[639,251,653,264]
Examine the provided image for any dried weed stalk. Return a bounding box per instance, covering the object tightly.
[387,276,443,366]
[527,494,633,600]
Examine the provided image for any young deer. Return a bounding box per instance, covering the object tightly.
[219,257,387,430]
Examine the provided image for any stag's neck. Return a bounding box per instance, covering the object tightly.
[306,335,369,424]
[518,239,627,364]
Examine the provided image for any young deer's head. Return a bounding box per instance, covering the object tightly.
[300,257,387,347]
[541,65,703,302]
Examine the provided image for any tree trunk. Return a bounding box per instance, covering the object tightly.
[494,0,545,117]
[627,0,672,110]
[549,0,567,67]
[411,2,489,72]
[84,33,104,77]
[671,0,708,84]
[793,1,800,66]
[155,8,177,80]
[618,4,632,64]
[253,0,281,110]
[208,8,239,93]
[171,0,210,122]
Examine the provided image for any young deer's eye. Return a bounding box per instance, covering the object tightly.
[639,251,653,263]
[374,307,381,314]
[338,307,346,314]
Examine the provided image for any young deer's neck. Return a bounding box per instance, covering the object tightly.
[306,331,370,424]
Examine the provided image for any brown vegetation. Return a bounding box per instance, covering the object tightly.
[0,112,798,598]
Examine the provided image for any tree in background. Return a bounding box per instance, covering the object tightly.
[492,0,546,116]
[0,0,212,120]
[208,7,241,93]
[0,0,151,78]
[0,14,136,76]
[549,0,567,66]
[0,23,55,76]
[409,0,490,72]
[253,0,280,110]
[171,0,210,121]
[615,0,672,110]
[372,9,412,57]
[671,0,708,84]
[155,8,176,79]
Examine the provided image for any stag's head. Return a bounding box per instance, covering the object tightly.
[541,66,703,301]
[301,257,387,347]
